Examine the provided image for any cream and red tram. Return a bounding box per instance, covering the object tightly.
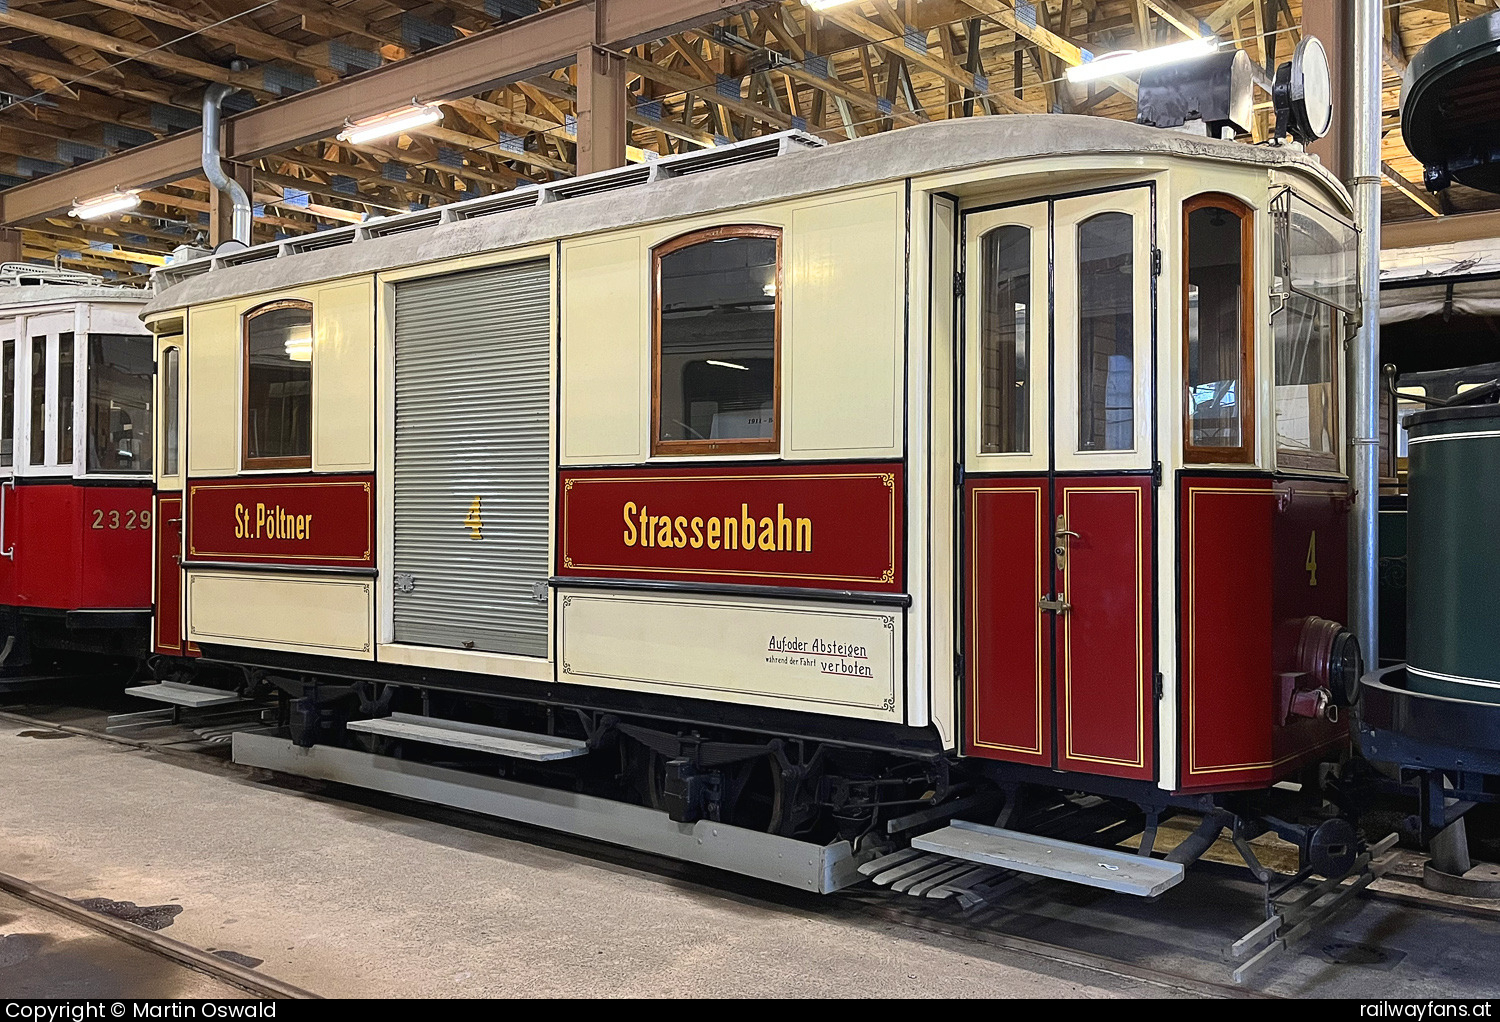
[0,264,155,683]
[143,116,1361,881]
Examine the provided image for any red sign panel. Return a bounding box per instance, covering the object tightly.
[186,474,374,568]
[557,463,902,593]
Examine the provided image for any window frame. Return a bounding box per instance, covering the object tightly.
[241,298,314,472]
[1181,192,1256,466]
[160,340,182,484]
[650,224,783,458]
[1271,187,1347,476]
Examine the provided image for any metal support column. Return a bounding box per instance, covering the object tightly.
[1350,0,1382,668]
[208,162,253,250]
[575,44,628,176]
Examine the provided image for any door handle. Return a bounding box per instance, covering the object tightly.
[1054,516,1080,571]
[1039,595,1071,613]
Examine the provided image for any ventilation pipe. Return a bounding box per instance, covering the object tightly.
[202,83,251,250]
[1350,0,1382,667]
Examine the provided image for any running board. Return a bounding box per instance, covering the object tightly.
[232,732,860,894]
[124,682,247,708]
[345,713,589,761]
[911,820,1185,897]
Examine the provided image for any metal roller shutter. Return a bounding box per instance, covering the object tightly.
[392,259,551,658]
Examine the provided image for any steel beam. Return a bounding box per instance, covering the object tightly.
[0,0,764,226]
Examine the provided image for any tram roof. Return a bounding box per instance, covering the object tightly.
[146,114,1347,317]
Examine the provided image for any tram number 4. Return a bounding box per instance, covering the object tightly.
[464,496,483,540]
[91,509,152,530]
[1305,531,1318,587]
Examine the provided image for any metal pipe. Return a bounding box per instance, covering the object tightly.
[1350,0,1382,668]
[202,83,251,248]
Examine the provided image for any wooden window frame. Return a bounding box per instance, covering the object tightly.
[651,225,782,458]
[242,298,313,471]
[1182,193,1256,466]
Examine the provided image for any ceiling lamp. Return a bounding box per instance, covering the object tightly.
[69,189,141,220]
[337,100,443,145]
[1067,38,1220,84]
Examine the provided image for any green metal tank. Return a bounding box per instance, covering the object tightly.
[1406,404,1500,703]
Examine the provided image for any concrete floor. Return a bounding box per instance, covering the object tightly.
[0,725,1183,998]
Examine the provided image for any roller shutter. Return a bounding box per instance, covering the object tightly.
[392,259,550,658]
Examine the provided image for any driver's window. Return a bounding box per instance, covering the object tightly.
[652,226,781,457]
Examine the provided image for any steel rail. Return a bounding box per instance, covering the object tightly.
[0,869,318,999]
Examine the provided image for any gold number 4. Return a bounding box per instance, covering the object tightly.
[1305,531,1318,587]
[464,496,483,540]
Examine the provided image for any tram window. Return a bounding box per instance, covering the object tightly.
[653,226,780,456]
[1184,196,1253,462]
[1274,293,1339,468]
[1274,195,1343,471]
[243,301,313,469]
[1077,212,1135,452]
[163,347,179,478]
[1,339,13,468]
[28,337,44,466]
[1288,195,1357,313]
[980,226,1031,454]
[57,333,74,464]
[87,335,153,474]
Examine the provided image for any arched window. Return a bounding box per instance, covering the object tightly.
[652,226,781,456]
[243,299,312,470]
[1183,193,1255,464]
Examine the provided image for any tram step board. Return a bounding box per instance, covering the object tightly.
[123,682,247,708]
[911,820,1185,897]
[345,713,589,762]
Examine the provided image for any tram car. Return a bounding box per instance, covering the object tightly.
[141,111,1364,892]
[0,263,155,684]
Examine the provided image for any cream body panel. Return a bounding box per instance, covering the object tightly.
[559,590,903,722]
[560,235,646,464]
[186,570,374,660]
[312,277,375,472]
[904,193,931,731]
[928,194,959,750]
[786,190,903,456]
[185,301,240,476]
[558,182,904,465]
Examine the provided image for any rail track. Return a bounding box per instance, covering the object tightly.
[1,699,1491,1000]
[0,866,316,999]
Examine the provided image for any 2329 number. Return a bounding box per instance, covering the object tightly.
[91,509,152,531]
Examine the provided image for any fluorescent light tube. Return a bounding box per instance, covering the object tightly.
[338,102,444,145]
[1066,39,1219,84]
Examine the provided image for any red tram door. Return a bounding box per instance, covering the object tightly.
[961,188,1157,782]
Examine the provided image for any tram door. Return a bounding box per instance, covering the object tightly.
[960,186,1156,782]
